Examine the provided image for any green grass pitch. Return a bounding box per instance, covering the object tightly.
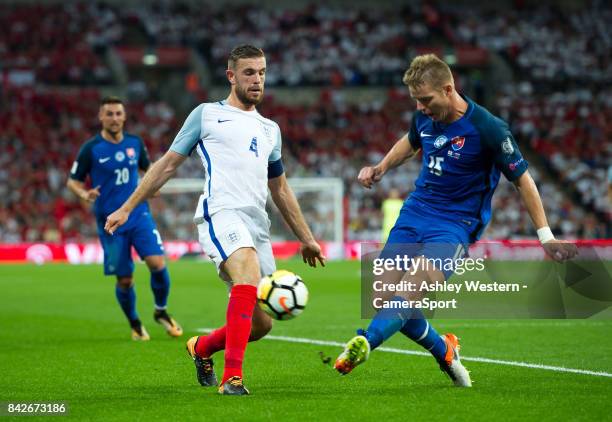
[1,260,610,421]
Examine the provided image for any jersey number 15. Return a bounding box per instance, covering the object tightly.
[428,156,444,176]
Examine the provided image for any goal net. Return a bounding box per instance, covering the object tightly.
[158,177,344,243]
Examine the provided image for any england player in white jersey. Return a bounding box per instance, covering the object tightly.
[104,45,325,396]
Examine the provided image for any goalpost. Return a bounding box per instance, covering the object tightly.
[160,177,344,243]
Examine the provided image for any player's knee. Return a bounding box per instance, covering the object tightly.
[250,318,273,341]
[145,256,165,272]
[223,248,261,286]
[116,276,133,289]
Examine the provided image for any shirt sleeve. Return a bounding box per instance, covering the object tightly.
[69,141,94,181]
[268,125,282,163]
[267,124,284,179]
[483,119,528,182]
[138,138,151,171]
[407,112,422,150]
[170,104,204,156]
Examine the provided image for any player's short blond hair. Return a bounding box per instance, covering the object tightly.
[403,54,453,90]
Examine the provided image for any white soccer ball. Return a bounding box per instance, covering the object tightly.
[257,270,308,320]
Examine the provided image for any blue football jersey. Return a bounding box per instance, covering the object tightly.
[407,95,528,240]
[69,133,151,231]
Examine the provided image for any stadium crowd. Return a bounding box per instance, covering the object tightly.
[0,1,609,243]
[0,3,116,86]
[3,1,609,87]
[1,86,607,243]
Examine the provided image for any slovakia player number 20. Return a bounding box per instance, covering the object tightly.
[114,168,129,185]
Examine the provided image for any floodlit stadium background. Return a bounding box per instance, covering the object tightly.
[0,0,609,263]
[1,2,611,419]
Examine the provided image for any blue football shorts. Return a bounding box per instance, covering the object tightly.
[380,199,479,279]
[96,211,164,277]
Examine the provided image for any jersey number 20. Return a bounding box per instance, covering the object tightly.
[428,156,444,176]
[114,168,130,185]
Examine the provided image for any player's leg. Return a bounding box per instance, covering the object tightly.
[115,275,150,341]
[396,236,472,386]
[98,225,148,340]
[144,255,169,310]
[187,210,261,394]
[186,305,271,389]
[245,209,275,341]
[132,215,183,337]
[143,255,183,337]
[334,266,407,374]
[335,215,419,374]
[190,272,270,356]
[216,247,261,395]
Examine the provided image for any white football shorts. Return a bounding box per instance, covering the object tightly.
[197,207,276,281]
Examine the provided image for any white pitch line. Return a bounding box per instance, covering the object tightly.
[197,328,612,378]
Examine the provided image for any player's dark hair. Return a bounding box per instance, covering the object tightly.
[99,96,124,107]
[228,45,265,69]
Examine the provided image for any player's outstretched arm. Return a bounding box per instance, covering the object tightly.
[268,173,326,267]
[358,134,418,189]
[105,151,186,234]
[514,170,578,262]
[66,179,101,203]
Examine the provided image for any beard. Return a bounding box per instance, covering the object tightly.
[105,126,122,135]
[235,84,264,106]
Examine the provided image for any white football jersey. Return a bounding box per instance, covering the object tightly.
[170,100,283,223]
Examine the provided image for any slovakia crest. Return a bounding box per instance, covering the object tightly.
[126,147,136,158]
[451,136,465,151]
[433,135,448,149]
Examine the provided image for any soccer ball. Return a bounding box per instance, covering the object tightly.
[257,270,308,320]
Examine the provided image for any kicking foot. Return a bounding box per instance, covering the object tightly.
[334,334,370,375]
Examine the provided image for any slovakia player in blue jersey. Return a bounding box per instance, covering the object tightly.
[67,96,183,341]
[334,54,577,386]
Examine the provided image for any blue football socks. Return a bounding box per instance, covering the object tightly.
[362,296,447,361]
[115,284,138,322]
[399,308,447,361]
[363,296,414,349]
[150,267,170,310]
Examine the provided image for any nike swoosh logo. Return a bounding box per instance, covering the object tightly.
[218,119,232,123]
[279,296,292,313]
[99,157,111,163]
[420,131,432,137]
